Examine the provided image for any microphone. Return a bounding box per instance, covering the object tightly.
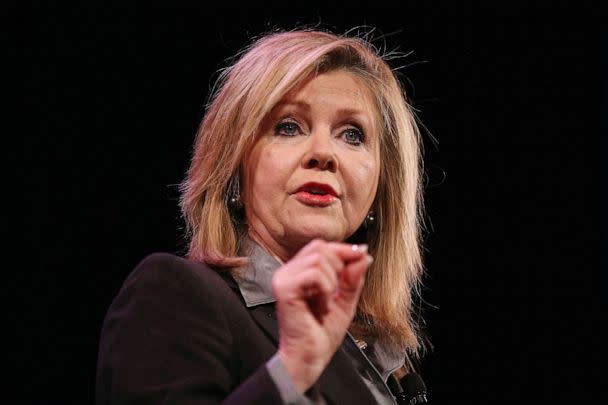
[393,373,429,404]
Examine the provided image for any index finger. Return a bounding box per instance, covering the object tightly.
[324,242,369,263]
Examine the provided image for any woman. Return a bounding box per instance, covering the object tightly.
[96,28,426,404]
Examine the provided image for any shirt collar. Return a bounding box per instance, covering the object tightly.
[365,337,408,380]
[233,235,407,378]
[233,237,281,307]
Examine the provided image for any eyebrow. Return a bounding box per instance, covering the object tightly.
[275,100,369,118]
[274,100,311,111]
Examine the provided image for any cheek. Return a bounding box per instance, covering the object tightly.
[250,147,294,199]
[353,158,379,197]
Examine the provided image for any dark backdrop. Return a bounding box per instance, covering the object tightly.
[15,2,604,404]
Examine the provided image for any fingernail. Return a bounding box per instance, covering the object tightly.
[366,254,374,264]
[352,244,368,253]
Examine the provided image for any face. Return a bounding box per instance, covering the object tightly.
[242,70,381,260]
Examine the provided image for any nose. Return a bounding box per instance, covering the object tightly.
[301,131,338,172]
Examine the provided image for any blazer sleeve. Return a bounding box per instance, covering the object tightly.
[95,253,284,405]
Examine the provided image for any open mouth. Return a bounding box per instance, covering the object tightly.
[294,182,338,206]
[296,182,337,197]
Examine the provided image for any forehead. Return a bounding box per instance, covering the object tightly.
[284,70,376,111]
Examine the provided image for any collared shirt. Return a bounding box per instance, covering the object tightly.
[232,238,405,404]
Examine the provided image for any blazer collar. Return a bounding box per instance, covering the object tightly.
[247,303,378,405]
[223,235,400,404]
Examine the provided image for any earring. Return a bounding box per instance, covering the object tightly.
[226,175,242,210]
[364,210,376,229]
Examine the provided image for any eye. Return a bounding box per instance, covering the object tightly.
[342,127,365,146]
[274,120,302,137]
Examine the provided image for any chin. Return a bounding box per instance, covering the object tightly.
[288,220,346,243]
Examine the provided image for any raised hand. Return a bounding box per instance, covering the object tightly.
[272,239,373,393]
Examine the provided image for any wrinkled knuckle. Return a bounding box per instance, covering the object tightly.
[309,252,322,266]
[272,274,286,290]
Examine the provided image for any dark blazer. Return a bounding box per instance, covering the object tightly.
[96,252,380,404]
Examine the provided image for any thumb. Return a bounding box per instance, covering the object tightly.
[335,254,372,306]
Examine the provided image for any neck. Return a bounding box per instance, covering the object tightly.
[247,227,290,264]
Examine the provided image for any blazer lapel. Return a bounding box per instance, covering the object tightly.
[248,303,279,343]
[214,269,280,344]
[317,343,379,405]
[217,268,381,404]
[248,304,378,405]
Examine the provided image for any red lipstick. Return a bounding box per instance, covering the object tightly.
[294,182,338,207]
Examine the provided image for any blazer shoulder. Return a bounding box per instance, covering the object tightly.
[120,252,240,304]
[98,253,277,404]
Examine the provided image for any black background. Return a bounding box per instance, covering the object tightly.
[14,2,605,404]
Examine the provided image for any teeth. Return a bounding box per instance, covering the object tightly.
[303,187,327,195]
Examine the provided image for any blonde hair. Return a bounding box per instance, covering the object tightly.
[180,29,426,356]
